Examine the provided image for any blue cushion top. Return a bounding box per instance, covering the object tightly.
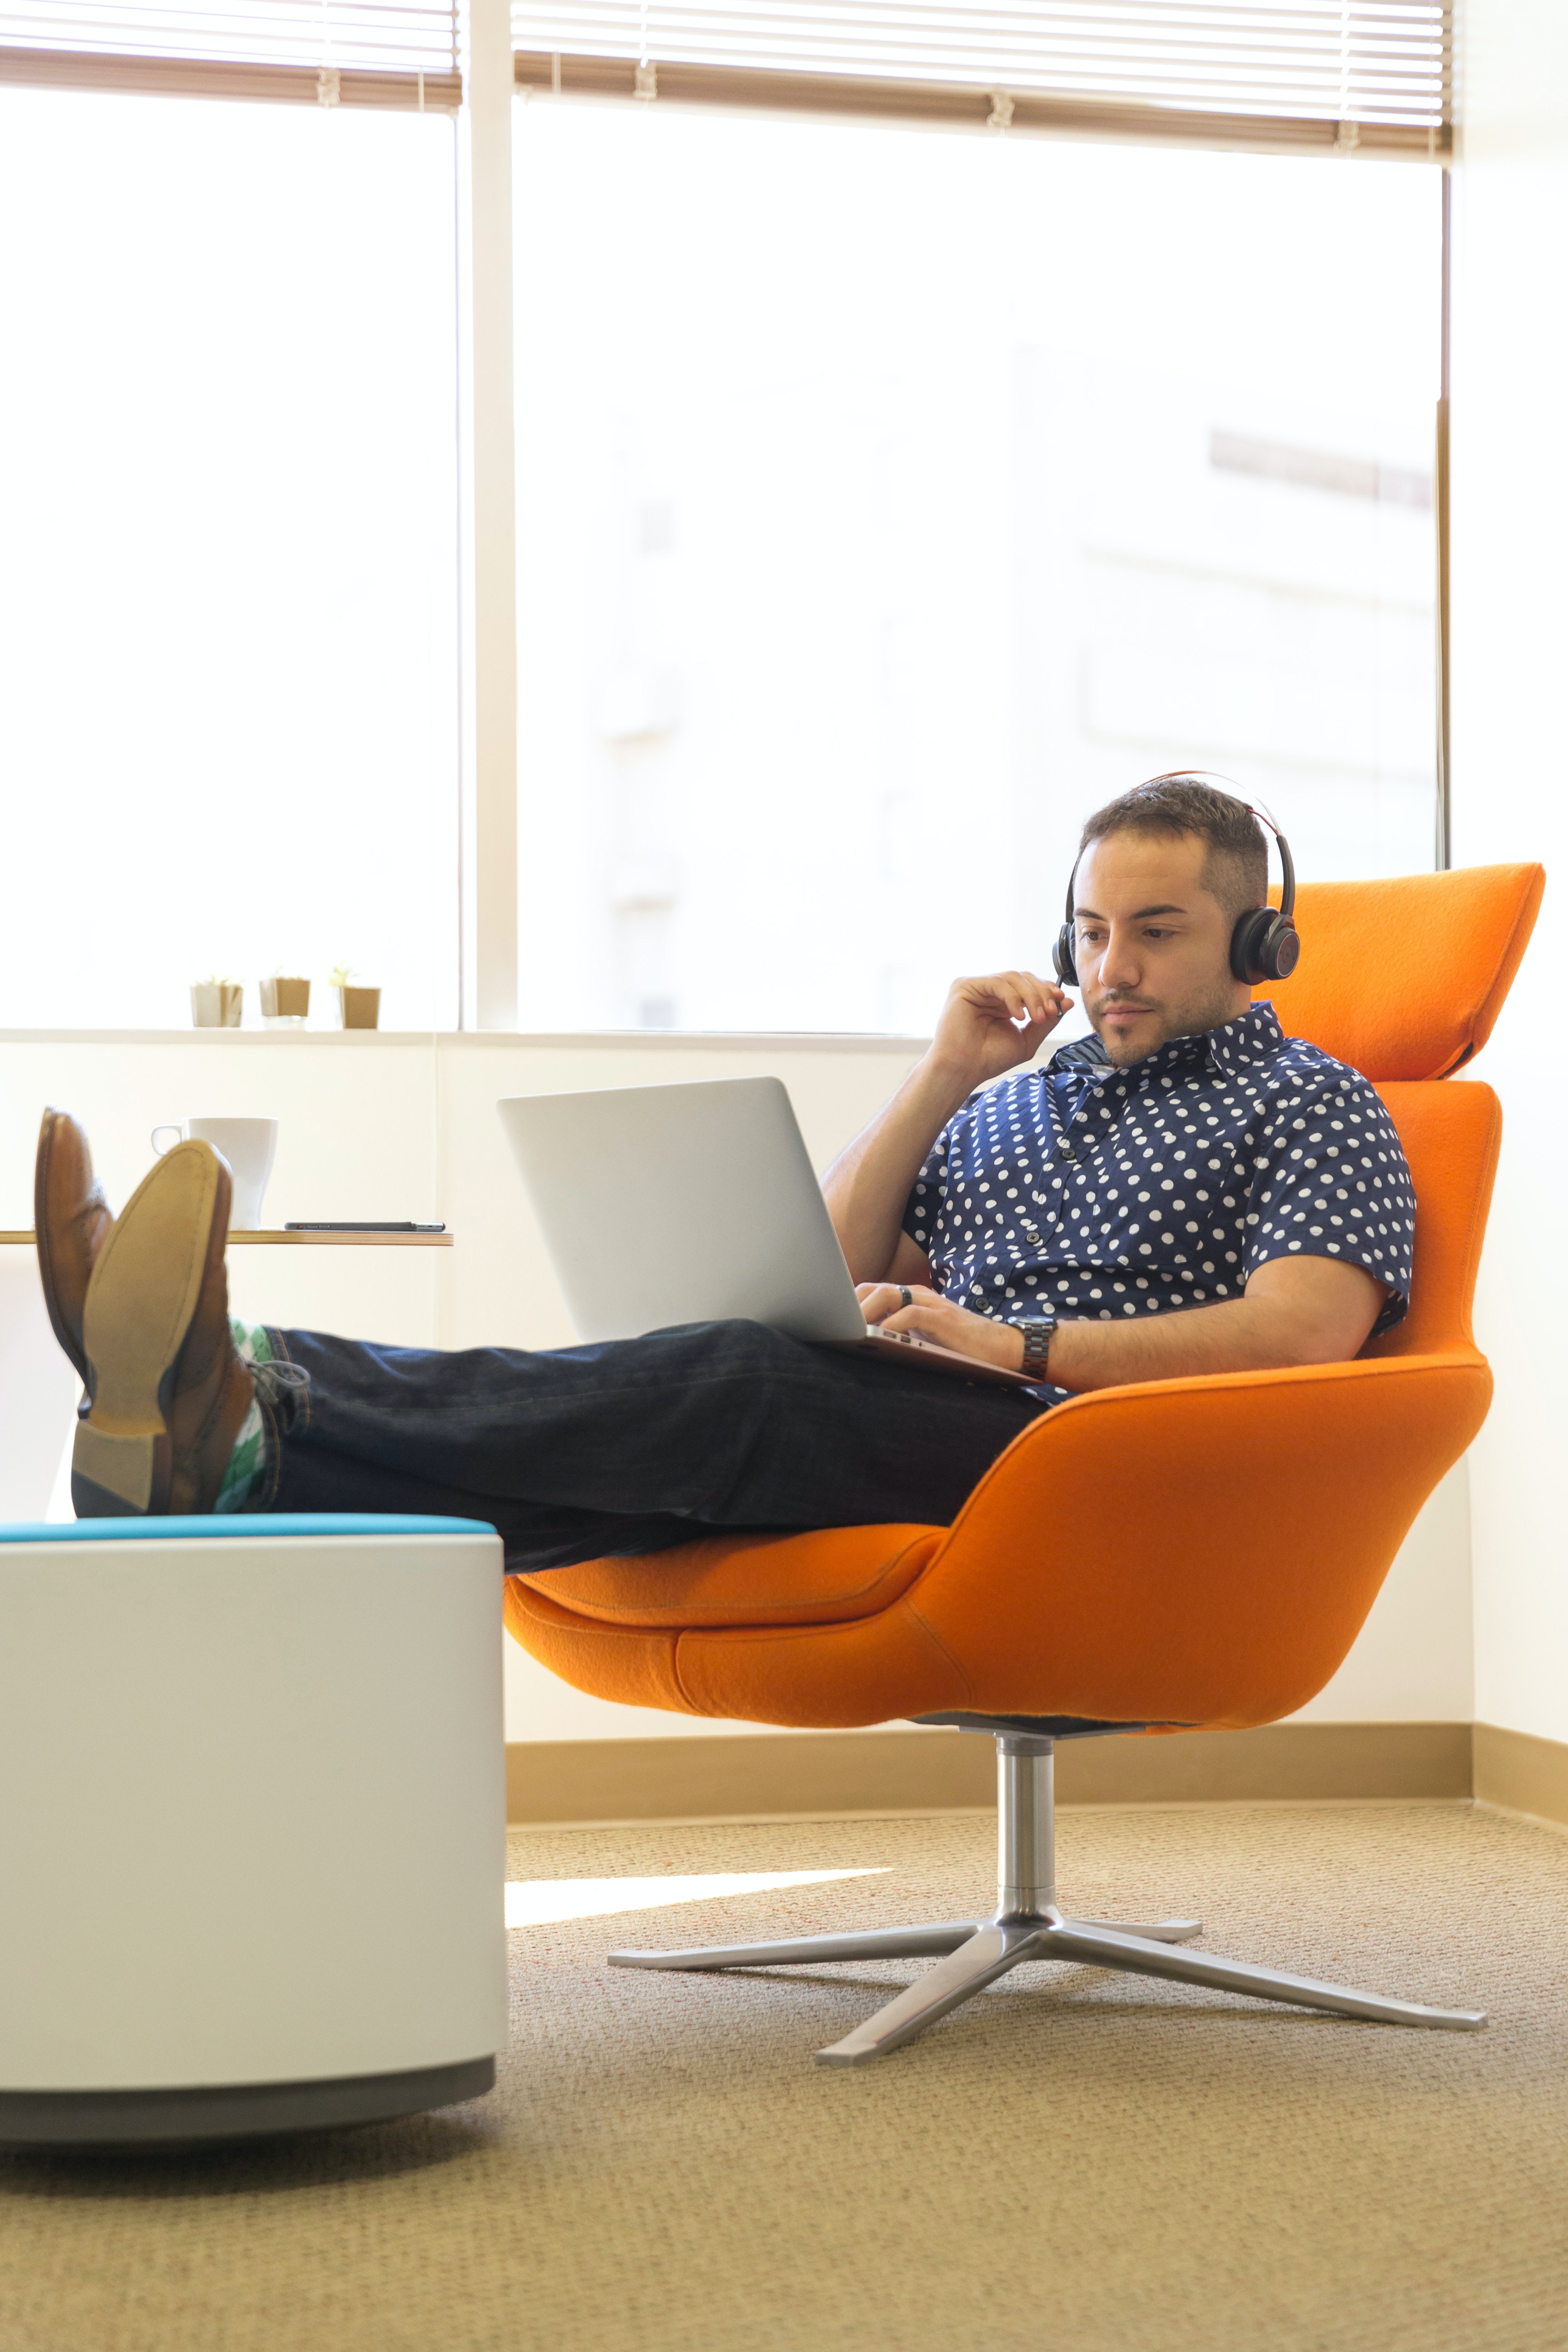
[0,1514,499,1544]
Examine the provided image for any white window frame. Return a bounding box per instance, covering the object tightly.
[461,0,520,1028]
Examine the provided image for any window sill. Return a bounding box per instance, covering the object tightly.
[0,1026,933,1053]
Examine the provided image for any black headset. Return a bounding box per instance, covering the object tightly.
[1053,779,1301,989]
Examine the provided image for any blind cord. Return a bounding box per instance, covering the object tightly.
[635,0,656,99]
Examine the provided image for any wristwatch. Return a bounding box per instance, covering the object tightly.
[1017,1308,1058,1382]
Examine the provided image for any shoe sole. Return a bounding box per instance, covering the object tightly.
[73,1143,229,1518]
[34,1110,91,1385]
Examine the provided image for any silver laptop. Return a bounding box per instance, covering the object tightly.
[497,1076,1031,1389]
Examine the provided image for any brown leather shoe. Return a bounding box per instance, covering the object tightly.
[34,1108,115,1386]
[73,1141,255,1519]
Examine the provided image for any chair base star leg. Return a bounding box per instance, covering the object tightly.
[814,1922,1044,2066]
[608,1921,983,1971]
[1039,1917,1486,2031]
[1065,1915,1203,1943]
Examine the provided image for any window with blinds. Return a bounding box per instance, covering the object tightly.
[0,2,462,109]
[512,2,1452,157]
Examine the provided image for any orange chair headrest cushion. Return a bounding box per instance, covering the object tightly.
[1257,862,1543,1080]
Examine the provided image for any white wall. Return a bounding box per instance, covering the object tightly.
[1449,0,1568,1747]
[0,1025,1474,1740]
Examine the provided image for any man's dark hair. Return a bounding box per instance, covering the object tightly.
[1078,774,1268,924]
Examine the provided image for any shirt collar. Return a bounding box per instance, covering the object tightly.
[1203,1000,1285,1077]
[1047,1000,1285,1085]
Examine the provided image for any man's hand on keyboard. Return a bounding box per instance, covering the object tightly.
[857,1283,1026,1372]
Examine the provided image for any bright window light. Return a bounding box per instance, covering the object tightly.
[514,103,1441,1034]
[0,88,460,1032]
[505,1867,885,1927]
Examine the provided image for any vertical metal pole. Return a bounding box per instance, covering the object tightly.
[457,0,519,1028]
[1435,163,1452,872]
[996,1738,1055,1917]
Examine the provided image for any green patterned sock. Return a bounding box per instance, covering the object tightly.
[213,1318,274,1514]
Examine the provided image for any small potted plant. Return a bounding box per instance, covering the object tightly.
[260,971,311,1025]
[331,964,380,1030]
[190,976,242,1028]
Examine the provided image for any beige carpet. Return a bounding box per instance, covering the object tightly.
[4,1801,1568,2352]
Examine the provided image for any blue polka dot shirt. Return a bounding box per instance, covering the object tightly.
[901,1003,1414,1374]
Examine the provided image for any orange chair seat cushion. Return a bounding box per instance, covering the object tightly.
[511,1523,944,1628]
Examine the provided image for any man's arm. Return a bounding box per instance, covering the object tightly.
[857,1256,1387,1388]
[822,970,1072,1284]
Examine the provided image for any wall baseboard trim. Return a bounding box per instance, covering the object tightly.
[505,1720,1480,1828]
[1473,1721,1568,1831]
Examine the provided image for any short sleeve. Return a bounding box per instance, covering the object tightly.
[901,1130,951,1254]
[1243,1070,1414,1333]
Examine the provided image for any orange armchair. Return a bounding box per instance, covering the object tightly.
[505,863,1544,2065]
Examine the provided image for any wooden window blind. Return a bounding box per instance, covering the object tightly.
[0,3,462,110]
[512,2,1452,158]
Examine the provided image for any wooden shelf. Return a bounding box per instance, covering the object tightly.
[0,1230,453,1248]
[231,1229,454,1247]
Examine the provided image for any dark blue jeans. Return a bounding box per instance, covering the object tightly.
[260,1319,1049,1573]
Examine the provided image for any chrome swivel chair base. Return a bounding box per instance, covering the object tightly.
[608,1730,1488,2066]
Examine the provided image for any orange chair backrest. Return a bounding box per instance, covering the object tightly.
[1247,862,1538,1360]
[1365,1082,1500,1359]
[1259,862,1543,1080]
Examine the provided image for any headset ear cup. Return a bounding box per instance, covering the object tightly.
[1230,909,1301,985]
[1266,918,1301,980]
[1054,924,1078,987]
[1230,908,1272,984]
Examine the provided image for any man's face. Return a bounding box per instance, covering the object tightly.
[1071,828,1252,1067]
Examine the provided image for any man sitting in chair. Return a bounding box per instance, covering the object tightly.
[37,777,1413,1567]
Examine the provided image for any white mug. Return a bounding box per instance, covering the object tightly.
[151,1117,278,1231]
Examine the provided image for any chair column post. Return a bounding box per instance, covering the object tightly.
[996,1735,1055,1919]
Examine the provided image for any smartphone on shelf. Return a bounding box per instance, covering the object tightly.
[283,1222,446,1233]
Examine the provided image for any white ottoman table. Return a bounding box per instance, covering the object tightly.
[0,1513,507,2147]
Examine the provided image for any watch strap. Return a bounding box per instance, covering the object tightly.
[1019,1313,1057,1381]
